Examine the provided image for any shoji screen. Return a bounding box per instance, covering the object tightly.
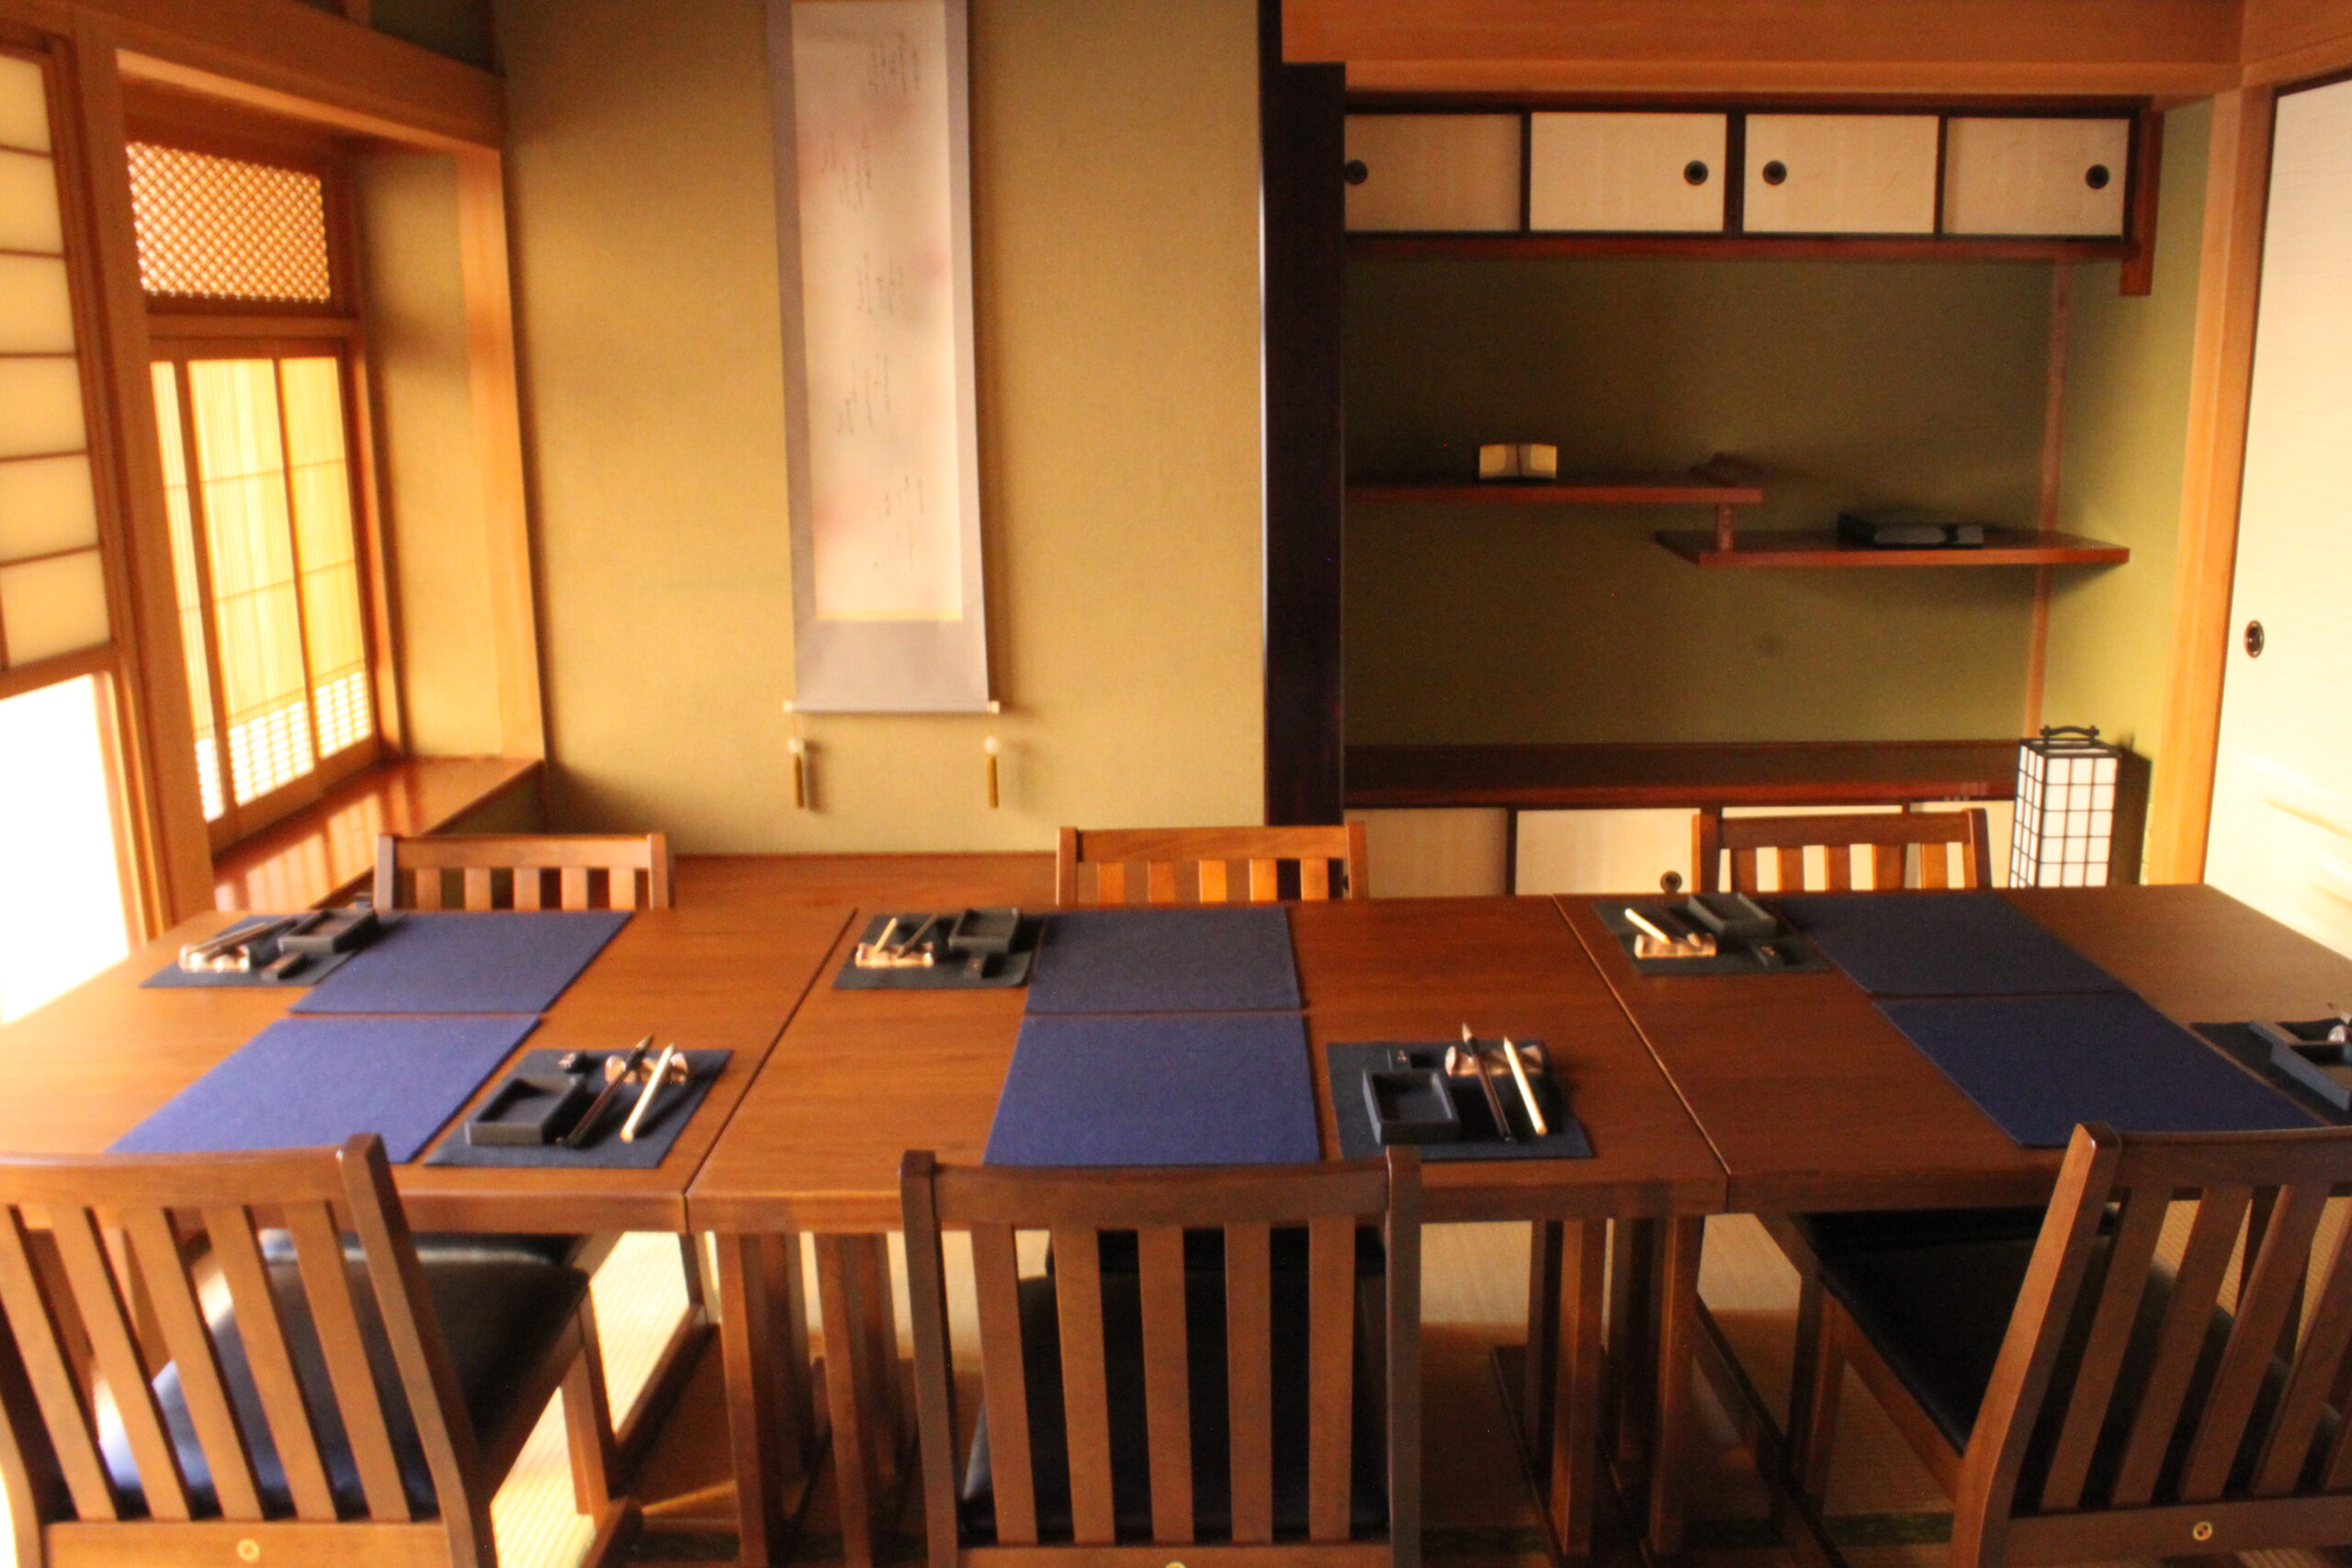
[0,49,108,676]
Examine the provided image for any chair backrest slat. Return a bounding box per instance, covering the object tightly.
[1136,1226,1193,1544]
[1057,825,1367,906]
[201,1205,339,1520]
[904,1154,1414,1558]
[51,1208,189,1519]
[121,1210,263,1519]
[282,1204,413,1520]
[1306,1213,1356,1543]
[1695,807,1989,894]
[1225,1220,1275,1544]
[1050,1226,1117,1544]
[2180,1181,2330,1499]
[2109,1183,2252,1506]
[2036,1184,2167,1511]
[968,1222,1037,1545]
[375,833,673,912]
[0,1210,117,1520]
[1958,1125,2352,1565]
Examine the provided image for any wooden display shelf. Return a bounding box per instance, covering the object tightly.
[1345,739,2020,810]
[1656,526,2130,569]
[1350,473,1764,507]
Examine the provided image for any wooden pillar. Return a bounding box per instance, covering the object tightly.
[2147,87,2276,884]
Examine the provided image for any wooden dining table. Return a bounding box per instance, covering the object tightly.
[7,860,2351,1568]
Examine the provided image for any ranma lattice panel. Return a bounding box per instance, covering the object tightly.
[127,143,332,304]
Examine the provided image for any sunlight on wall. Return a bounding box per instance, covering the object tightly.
[0,676,131,1022]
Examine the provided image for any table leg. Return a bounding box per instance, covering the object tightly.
[716,1233,814,1567]
[1647,1216,1705,1559]
[1546,1219,1608,1559]
[1521,1221,1564,1477]
[1607,1218,1658,1471]
[815,1233,905,1568]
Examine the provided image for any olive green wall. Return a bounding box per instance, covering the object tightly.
[492,0,1264,850]
[353,152,505,758]
[2042,102,2210,789]
[1344,258,2056,743]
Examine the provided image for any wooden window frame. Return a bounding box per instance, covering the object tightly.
[130,111,403,854]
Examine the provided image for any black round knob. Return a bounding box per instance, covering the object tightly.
[1660,870,1685,895]
[1761,160,1788,186]
[2086,164,2111,190]
[2245,619,2266,658]
[1342,159,1368,186]
[1683,159,1709,186]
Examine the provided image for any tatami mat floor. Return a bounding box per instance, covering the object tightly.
[9,1221,2340,1568]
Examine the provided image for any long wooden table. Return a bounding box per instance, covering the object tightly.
[688,894,1726,1565]
[1556,884,2352,1559]
[10,863,2352,1568]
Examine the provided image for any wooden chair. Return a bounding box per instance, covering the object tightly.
[901,1149,1421,1566]
[1689,806,2017,1474]
[372,830,706,1468]
[373,833,673,912]
[0,1135,618,1568]
[1692,807,1991,894]
[1790,1122,2352,1567]
[1055,824,1368,905]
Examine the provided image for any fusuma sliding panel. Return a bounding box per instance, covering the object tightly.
[0,48,108,674]
[1742,114,1939,234]
[1344,114,1522,231]
[1942,117,2132,237]
[767,0,990,711]
[1529,113,1726,233]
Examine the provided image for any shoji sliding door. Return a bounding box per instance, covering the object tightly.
[2206,76,2352,952]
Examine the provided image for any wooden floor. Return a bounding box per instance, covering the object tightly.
[6,1218,2340,1568]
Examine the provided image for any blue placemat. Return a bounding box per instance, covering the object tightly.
[141,917,361,988]
[984,1013,1320,1167]
[1878,993,2317,1147]
[111,1015,536,1162]
[1023,907,1300,1015]
[1780,892,2128,998]
[292,911,629,1015]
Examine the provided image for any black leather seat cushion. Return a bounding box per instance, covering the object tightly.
[1820,1234,2305,1497]
[100,1241,589,1518]
[1790,1206,2047,1259]
[962,1248,1387,1542]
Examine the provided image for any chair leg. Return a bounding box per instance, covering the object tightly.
[563,1306,619,1517]
[1790,1291,1845,1508]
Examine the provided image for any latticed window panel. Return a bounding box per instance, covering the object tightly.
[126,143,333,304]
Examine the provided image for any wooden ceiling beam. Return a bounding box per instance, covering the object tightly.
[75,0,499,149]
[1288,0,2245,96]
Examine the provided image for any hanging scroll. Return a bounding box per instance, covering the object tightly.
[767,0,990,711]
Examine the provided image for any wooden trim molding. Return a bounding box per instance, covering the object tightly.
[2242,0,2352,85]
[454,147,546,761]
[2147,85,2276,885]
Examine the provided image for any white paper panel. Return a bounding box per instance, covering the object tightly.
[0,548,108,664]
[0,255,75,355]
[0,56,51,154]
[0,148,62,253]
[0,453,97,561]
[772,0,989,711]
[0,356,85,458]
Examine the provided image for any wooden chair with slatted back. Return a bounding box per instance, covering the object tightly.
[373,833,673,912]
[0,1135,618,1568]
[1692,807,1992,894]
[1790,1122,2352,1567]
[1056,824,1368,905]
[902,1149,1421,1568]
